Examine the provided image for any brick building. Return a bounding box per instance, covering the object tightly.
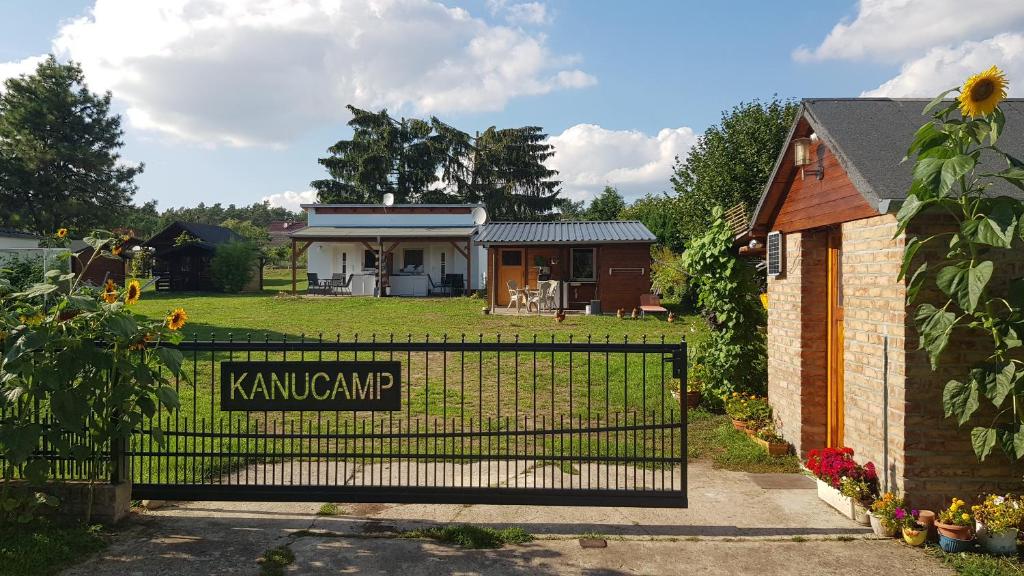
[741,98,1024,508]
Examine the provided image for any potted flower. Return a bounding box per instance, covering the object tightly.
[753,424,790,457]
[972,494,1022,555]
[838,476,874,526]
[936,498,974,552]
[869,492,903,537]
[724,393,749,431]
[744,396,772,433]
[685,364,705,409]
[900,509,927,547]
[805,447,878,521]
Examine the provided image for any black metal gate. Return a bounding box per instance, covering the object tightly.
[128,335,688,508]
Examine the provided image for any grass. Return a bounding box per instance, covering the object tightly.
[686,409,800,473]
[258,544,295,576]
[0,521,107,576]
[927,546,1024,576]
[317,503,341,516]
[401,524,534,549]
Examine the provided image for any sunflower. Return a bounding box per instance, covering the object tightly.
[112,244,123,256]
[102,279,118,304]
[959,65,1008,118]
[55,228,68,239]
[124,279,142,305]
[165,307,188,331]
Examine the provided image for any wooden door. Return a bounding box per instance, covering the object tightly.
[495,249,524,306]
[826,227,845,448]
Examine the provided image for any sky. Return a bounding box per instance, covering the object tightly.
[1,0,1024,212]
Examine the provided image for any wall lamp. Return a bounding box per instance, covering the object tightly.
[793,133,824,181]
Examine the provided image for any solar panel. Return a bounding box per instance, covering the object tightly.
[766,231,783,277]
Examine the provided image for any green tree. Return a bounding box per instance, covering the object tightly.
[460,126,561,220]
[671,97,797,243]
[0,56,142,235]
[555,197,586,220]
[620,193,685,252]
[220,218,271,255]
[210,241,257,293]
[584,186,626,220]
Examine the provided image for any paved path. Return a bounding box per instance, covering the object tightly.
[62,462,950,575]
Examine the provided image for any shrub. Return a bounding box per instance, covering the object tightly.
[211,241,257,293]
[0,253,44,291]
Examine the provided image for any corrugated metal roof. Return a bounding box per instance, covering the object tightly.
[291,226,477,239]
[475,221,656,245]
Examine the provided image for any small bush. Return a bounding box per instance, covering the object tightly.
[404,524,533,549]
[0,253,44,291]
[211,241,257,293]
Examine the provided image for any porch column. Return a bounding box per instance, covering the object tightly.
[466,237,473,293]
[488,246,496,311]
[290,238,297,295]
[377,237,383,297]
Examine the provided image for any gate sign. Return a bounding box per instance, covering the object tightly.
[220,361,401,411]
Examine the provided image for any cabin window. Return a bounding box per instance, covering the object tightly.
[404,249,424,269]
[570,248,596,281]
[363,249,378,269]
[440,252,447,277]
[501,251,522,266]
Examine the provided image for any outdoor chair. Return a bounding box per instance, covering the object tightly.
[329,273,351,296]
[428,274,450,296]
[506,280,525,311]
[445,274,464,297]
[639,294,669,318]
[306,273,330,296]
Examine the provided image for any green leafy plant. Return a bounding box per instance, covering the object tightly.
[683,209,767,403]
[210,241,257,293]
[896,66,1024,461]
[0,230,188,522]
[0,253,45,292]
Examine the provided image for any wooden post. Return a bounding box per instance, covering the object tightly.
[290,238,297,294]
[377,238,384,297]
[466,238,473,293]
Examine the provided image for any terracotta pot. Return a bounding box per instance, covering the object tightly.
[731,419,746,431]
[903,526,927,547]
[935,521,972,541]
[753,436,790,457]
[686,390,701,410]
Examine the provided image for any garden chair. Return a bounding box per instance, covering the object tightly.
[445,274,464,297]
[639,294,668,318]
[428,274,449,296]
[525,285,544,313]
[329,273,351,296]
[505,280,525,311]
[306,273,329,296]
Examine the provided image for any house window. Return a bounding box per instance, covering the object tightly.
[341,252,347,275]
[570,248,596,281]
[501,250,522,266]
[404,249,424,268]
[440,252,447,277]
[363,249,378,269]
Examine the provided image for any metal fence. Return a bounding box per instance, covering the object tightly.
[11,334,689,508]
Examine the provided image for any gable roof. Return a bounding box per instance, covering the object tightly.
[748,98,1024,236]
[268,220,306,235]
[145,221,243,253]
[476,221,656,245]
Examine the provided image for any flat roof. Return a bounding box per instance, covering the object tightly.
[290,226,477,239]
[300,203,484,209]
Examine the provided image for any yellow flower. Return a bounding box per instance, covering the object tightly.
[124,279,142,305]
[959,65,1008,118]
[102,280,118,304]
[55,228,68,239]
[18,312,43,326]
[165,307,187,331]
[962,513,970,521]
[112,245,123,256]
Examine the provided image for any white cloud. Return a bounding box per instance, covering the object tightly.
[546,123,696,203]
[0,54,47,90]
[793,0,1024,62]
[262,189,317,212]
[487,1,550,25]
[40,0,591,147]
[863,33,1024,97]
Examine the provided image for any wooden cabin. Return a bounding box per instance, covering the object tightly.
[146,221,252,292]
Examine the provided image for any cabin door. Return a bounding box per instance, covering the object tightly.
[495,249,524,306]
[826,227,845,448]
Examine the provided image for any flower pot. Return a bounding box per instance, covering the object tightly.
[731,419,746,431]
[935,521,972,541]
[869,513,897,538]
[686,390,701,410]
[980,527,1018,556]
[852,503,871,526]
[938,534,974,553]
[903,527,927,547]
[815,478,860,521]
[917,510,936,541]
[753,436,790,457]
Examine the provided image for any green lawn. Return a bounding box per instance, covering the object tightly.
[0,521,106,576]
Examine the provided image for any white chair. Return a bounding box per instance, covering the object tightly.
[542,280,559,311]
[506,280,525,311]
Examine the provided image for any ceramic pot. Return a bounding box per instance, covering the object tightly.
[869,513,897,538]
[980,526,1019,556]
[852,503,871,526]
[917,510,936,541]
[903,526,927,547]
[935,521,972,541]
[938,534,974,553]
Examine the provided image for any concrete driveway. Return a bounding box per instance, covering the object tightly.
[62,462,949,575]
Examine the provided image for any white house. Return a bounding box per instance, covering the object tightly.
[289,204,487,296]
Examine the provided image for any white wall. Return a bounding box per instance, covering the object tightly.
[0,236,41,250]
[306,206,481,228]
[306,240,486,291]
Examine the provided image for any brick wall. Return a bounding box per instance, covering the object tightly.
[840,215,907,495]
[767,229,828,453]
[901,216,1022,509]
[598,244,653,313]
